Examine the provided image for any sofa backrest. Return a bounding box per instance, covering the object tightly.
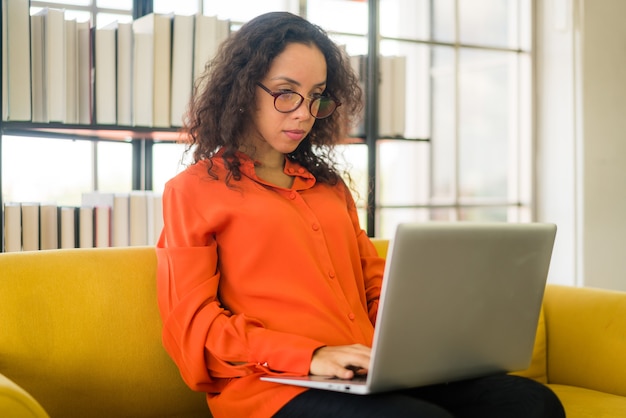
[543,284,626,396]
[0,247,208,418]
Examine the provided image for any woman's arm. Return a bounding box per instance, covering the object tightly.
[156,183,326,392]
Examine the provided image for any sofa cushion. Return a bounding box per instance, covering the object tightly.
[0,247,208,418]
[544,285,626,396]
[548,384,626,418]
[0,372,49,418]
[511,306,548,384]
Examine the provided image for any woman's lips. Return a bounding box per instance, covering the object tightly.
[284,130,306,141]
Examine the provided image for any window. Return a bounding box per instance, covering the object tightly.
[3,0,532,238]
[309,0,532,237]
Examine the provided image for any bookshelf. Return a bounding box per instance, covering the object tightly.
[1,0,428,251]
[0,0,186,251]
[0,122,182,142]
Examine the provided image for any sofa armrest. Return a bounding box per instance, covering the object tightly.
[543,284,626,396]
[0,373,49,418]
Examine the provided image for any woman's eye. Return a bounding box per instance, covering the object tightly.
[278,90,296,99]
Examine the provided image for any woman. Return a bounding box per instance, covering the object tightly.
[156,11,565,418]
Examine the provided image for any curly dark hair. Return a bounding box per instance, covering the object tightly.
[183,11,363,185]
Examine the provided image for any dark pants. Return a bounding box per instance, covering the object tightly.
[273,374,565,418]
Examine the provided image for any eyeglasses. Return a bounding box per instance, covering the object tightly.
[257,82,341,119]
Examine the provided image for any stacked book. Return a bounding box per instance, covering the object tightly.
[1,0,231,127]
[349,54,407,139]
[2,191,163,252]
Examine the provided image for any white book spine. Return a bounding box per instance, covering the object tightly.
[112,194,130,247]
[151,193,164,245]
[392,56,407,137]
[6,0,32,121]
[378,55,393,138]
[117,22,133,126]
[152,14,172,128]
[21,203,40,252]
[65,18,79,124]
[170,14,194,127]
[77,21,93,124]
[79,206,94,248]
[193,14,217,83]
[129,191,148,246]
[2,0,8,121]
[59,206,77,249]
[40,203,59,250]
[94,206,111,248]
[46,8,67,123]
[3,203,22,252]
[95,22,118,125]
[30,13,47,123]
[132,32,154,127]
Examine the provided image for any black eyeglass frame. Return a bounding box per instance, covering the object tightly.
[256,82,341,119]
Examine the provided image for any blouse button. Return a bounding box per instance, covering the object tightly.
[289,192,297,200]
[288,168,295,174]
[311,223,320,231]
[348,313,356,320]
[328,270,335,279]
[298,168,305,174]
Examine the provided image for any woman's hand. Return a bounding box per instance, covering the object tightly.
[309,344,371,379]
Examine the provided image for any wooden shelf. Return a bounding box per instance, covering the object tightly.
[0,122,186,142]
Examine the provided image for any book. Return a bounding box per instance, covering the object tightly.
[112,193,130,247]
[45,8,67,123]
[65,18,79,124]
[216,18,230,48]
[132,31,154,127]
[95,21,118,125]
[40,203,58,250]
[3,202,22,252]
[349,54,366,138]
[82,192,114,247]
[59,206,78,249]
[170,14,195,127]
[21,203,40,252]
[150,193,164,245]
[378,55,394,138]
[77,21,93,124]
[94,206,111,248]
[152,13,172,128]
[78,206,94,248]
[378,55,407,138]
[30,12,47,123]
[193,15,229,85]
[128,191,148,246]
[116,22,133,126]
[391,55,406,137]
[4,0,32,121]
[2,0,7,121]
[132,13,173,127]
[193,14,216,85]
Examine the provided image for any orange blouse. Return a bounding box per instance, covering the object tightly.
[156,151,385,418]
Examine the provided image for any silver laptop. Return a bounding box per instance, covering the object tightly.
[261,222,557,394]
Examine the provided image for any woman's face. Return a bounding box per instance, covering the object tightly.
[249,42,327,159]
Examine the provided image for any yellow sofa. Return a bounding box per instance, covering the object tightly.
[0,247,208,418]
[1,243,625,417]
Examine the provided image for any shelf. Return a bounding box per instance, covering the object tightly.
[0,122,186,142]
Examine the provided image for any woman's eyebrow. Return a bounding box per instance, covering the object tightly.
[269,76,327,88]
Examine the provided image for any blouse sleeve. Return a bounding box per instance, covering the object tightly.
[156,183,326,393]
